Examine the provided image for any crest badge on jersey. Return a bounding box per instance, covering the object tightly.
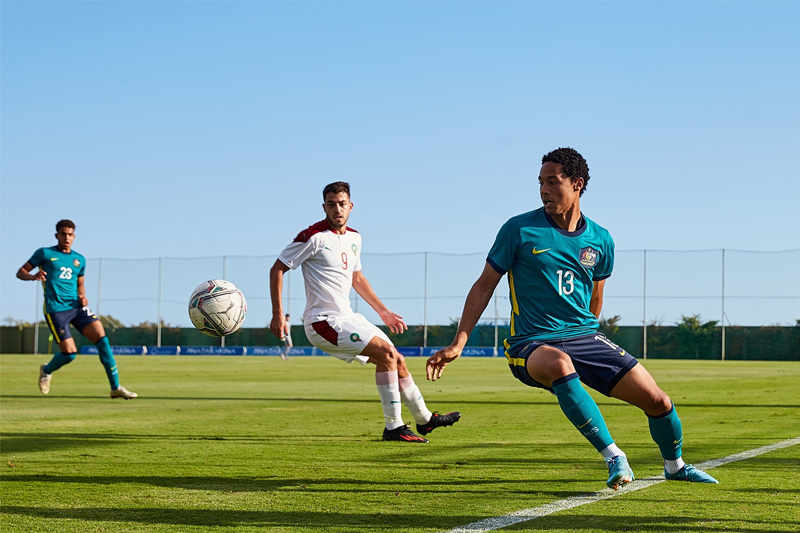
[73,259,81,267]
[350,333,361,342]
[351,244,358,255]
[579,247,599,268]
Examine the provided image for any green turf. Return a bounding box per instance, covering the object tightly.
[1,355,799,532]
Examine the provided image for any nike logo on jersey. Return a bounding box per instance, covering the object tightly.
[50,258,58,261]
[532,247,551,255]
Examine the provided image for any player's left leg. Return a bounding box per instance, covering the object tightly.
[396,353,461,436]
[79,313,137,399]
[610,365,717,483]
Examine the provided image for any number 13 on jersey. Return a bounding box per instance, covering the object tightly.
[557,269,575,296]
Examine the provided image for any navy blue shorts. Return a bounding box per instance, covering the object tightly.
[45,307,99,344]
[507,332,639,396]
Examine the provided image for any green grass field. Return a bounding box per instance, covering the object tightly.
[1,354,799,532]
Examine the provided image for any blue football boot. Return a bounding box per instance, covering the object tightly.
[606,455,635,490]
[665,464,719,484]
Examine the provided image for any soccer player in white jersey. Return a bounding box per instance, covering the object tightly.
[270,182,460,443]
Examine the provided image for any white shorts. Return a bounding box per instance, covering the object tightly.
[304,313,392,365]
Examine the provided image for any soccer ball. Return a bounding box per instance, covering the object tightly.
[188,280,247,337]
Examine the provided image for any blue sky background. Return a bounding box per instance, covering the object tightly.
[2,2,798,329]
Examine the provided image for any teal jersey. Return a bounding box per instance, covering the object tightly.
[28,246,87,313]
[487,208,614,352]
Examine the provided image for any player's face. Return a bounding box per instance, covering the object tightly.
[538,162,583,215]
[55,227,75,252]
[323,192,353,233]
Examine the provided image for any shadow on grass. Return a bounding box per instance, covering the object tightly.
[505,514,800,532]
[1,506,796,532]
[2,472,598,498]
[3,395,798,409]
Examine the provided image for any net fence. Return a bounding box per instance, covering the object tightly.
[55,248,800,331]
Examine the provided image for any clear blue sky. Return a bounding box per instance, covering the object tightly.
[2,2,798,328]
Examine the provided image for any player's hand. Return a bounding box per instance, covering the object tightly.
[378,309,407,334]
[33,270,46,281]
[79,295,89,307]
[426,345,462,381]
[270,315,288,339]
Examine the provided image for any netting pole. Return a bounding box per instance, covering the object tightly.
[34,282,40,354]
[221,256,227,348]
[96,258,103,317]
[721,249,726,361]
[157,258,163,348]
[642,250,647,360]
[423,252,428,349]
[493,288,499,357]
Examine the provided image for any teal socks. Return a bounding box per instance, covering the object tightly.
[552,373,614,452]
[43,351,76,374]
[95,336,120,389]
[647,404,683,460]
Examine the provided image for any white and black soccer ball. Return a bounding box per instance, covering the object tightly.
[188,279,247,337]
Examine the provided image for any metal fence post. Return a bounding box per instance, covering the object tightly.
[221,256,227,348]
[34,282,40,354]
[157,258,163,348]
[96,258,103,317]
[423,251,428,349]
[642,249,647,360]
[493,288,499,357]
[721,249,726,361]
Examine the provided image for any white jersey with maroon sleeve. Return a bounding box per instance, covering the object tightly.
[278,220,362,325]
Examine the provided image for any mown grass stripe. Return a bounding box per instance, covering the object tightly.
[443,436,800,533]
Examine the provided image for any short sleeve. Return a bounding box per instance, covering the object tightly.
[278,238,319,270]
[486,218,520,275]
[28,248,45,268]
[352,236,362,272]
[593,235,615,281]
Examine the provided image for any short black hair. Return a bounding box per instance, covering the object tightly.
[322,181,351,200]
[55,219,75,232]
[542,147,590,196]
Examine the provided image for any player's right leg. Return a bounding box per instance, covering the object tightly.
[79,312,137,399]
[304,317,427,442]
[361,337,428,443]
[39,311,79,394]
[610,364,718,484]
[524,344,632,489]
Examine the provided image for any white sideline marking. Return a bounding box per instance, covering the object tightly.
[443,436,800,533]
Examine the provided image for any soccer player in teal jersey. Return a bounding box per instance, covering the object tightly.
[427,148,717,488]
[17,220,138,399]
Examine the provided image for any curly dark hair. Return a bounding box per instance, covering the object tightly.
[55,219,75,232]
[541,147,590,196]
[322,181,351,200]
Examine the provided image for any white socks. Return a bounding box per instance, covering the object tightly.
[600,443,626,461]
[375,371,403,430]
[600,443,686,474]
[664,457,686,474]
[399,375,432,425]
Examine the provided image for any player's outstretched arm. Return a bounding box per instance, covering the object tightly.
[16,262,45,282]
[352,270,407,334]
[269,260,291,339]
[426,263,503,381]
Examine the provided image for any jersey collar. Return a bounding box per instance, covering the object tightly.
[544,211,588,237]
